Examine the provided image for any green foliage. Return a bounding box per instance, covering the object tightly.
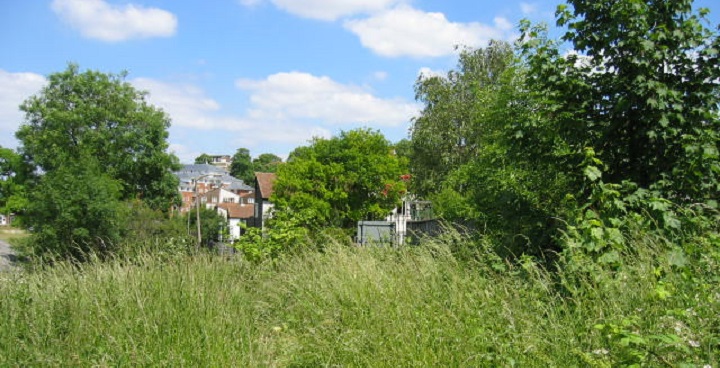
[1,231,718,366]
[120,200,193,256]
[194,153,212,164]
[508,0,720,267]
[410,41,570,255]
[274,128,407,229]
[22,160,126,260]
[16,63,180,211]
[229,148,254,183]
[229,149,282,183]
[12,64,182,260]
[0,146,33,222]
[519,0,720,204]
[233,209,312,262]
[253,153,282,173]
[184,207,225,248]
[410,41,515,195]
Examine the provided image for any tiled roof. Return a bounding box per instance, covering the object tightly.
[255,172,277,199]
[218,203,254,219]
[174,164,228,176]
[226,177,253,191]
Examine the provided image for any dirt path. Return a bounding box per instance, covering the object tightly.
[0,239,18,271]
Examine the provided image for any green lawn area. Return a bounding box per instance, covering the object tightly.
[0,227,27,243]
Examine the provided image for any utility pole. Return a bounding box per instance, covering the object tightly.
[194,174,212,250]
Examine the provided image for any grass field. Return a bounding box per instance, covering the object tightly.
[0,227,27,243]
[0,237,717,367]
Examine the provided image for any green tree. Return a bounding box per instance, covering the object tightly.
[185,207,225,247]
[0,146,33,224]
[23,159,126,260]
[519,0,720,203]
[274,129,407,229]
[229,148,254,183]
[16,64,180,211]
[410,41,515,195]
[14,64,181,260]
[194,153,212,165]
[409,41,569,255]
[253,153,282,173]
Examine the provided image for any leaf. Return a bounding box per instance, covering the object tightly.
[584,165,602,182]
[667,249,688,268]
[597,250,620,264]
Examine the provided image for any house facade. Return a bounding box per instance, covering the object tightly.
[208,155,232,171]
[217,202,254,240]
[253,172,277,229]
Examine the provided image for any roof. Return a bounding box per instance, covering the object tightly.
[225,176,253,191]
[174,163,228,176]
[255,172,277,199]
[217,203,254,219]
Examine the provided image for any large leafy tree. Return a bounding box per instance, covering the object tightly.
[274,129,407,229]
[519,0,720,202]
[16,64,180,211]
[410,41,515,195]
[14,64,181,259]
[194,153,213,165]
[409,41,569,254]
[229,148,254,183]
[253,153,282,173]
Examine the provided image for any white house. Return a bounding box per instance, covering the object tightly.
[216,203,254,240]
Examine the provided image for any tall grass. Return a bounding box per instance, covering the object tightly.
[0,235,717,366]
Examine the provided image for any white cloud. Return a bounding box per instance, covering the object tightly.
[168,143,201,165]
[418,67,444,80]
[51,0,177,42]
[235,71,419,126]
[0,70,47,148]
[494,17,513,31]
[266,0,404,21]
[344,5,514,58]
[373,71,388,81]
[132,78,222,129]
[520,2,537,15]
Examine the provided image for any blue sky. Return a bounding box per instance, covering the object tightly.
[1,0,719,163]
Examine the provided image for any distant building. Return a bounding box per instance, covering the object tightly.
[253,172,277,229]
[174,164,252,213]
[217,202,254,240]
[208,155,232,171]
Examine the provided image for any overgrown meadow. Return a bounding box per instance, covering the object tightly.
[1,228,718,367]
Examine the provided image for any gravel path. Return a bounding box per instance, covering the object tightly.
[0,239,18,271]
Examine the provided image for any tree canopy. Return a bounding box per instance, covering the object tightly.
[253,153,282,174]
[229,148,254,183]
[17,64,180,211]
[194,154,213,165]
[519,0,720,202]
[14,64,182,259]
[273,129,408,229]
